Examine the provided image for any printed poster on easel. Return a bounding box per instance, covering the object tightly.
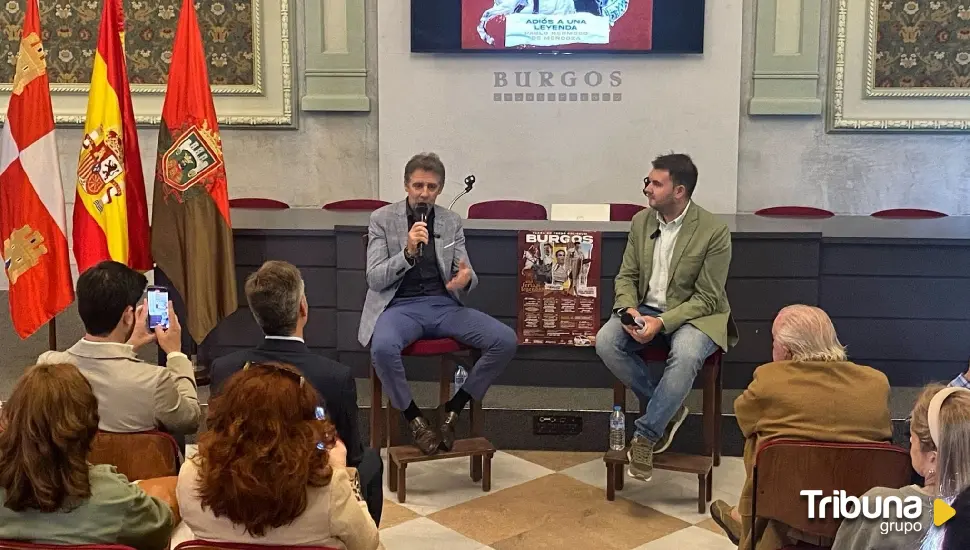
[517,230,601,346]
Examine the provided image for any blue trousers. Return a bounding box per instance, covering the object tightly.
[370,295,518,410]
[595,305,718,443]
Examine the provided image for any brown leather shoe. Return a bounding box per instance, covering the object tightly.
[408,416,441,456]
[438,405,459,451]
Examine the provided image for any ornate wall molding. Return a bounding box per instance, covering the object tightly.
[301,0,369,111]
[749,0,823,115]
[829,0,970,132]
[0,0,295,126]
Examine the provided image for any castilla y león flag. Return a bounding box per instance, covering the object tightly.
[0,0,75,338]
[151,0,236,344]
[73,0,151,274]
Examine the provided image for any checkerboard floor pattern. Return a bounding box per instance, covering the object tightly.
[186,446,743,549]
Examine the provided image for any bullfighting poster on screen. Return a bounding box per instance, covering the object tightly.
[462,0,649,50]
[517,230,601,346]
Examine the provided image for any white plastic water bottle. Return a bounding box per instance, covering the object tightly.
[609,405,626,451]
[453,365,468,396]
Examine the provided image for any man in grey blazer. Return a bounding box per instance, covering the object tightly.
[358,152,517,455]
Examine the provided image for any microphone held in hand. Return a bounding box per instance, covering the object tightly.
[414,202,430,257]
[620,311,646,331]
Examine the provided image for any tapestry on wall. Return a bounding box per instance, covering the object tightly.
[869,0,970,96]
[0,0,255,89]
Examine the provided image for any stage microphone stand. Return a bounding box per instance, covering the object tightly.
[449,175,476,211]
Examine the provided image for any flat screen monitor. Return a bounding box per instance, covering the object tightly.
[411,0,706,54]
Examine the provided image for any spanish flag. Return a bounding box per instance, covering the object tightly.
[151,0,236,344]
[0,0,74,338]
[73,0,151,274]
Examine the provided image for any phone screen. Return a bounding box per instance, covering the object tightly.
[147,287,169,329]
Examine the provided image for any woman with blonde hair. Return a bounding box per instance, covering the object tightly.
[173,362,382,549]
[833,384,970,549]
[0,363,175,549]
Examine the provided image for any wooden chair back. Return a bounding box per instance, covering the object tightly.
[88,430,180,481]
[752,439,913,542]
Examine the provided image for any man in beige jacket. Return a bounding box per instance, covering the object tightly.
[38,260,201,436]
[708,305,892,550]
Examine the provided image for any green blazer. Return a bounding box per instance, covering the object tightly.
[613,203,738,351]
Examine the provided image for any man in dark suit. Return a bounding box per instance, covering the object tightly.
[210,260,383,526]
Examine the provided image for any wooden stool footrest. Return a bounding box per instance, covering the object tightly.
[387,437,496,503]
[388,437,495,464]
[603,449,713,511]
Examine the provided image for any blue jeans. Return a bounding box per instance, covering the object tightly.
[595,305,719,443]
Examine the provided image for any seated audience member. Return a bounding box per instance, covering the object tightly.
[708,304,892,550]
[37,260,201,435]
[943,484,970,549]
[360,152,517,455]
[833,384,970,549]
[595,153,737,481]
[210,260,383,525]
[0,363,176,549]
[174,362,382,549]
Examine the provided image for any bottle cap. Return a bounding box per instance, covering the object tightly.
[613,405,622,411]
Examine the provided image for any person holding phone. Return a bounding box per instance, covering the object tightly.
[36,260,201,437]
[595,153,737,482]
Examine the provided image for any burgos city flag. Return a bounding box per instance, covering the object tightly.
[0,0,74,338]
[73,0,151,273]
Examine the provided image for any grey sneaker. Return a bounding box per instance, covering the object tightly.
[654,405,689,455]
[627,435,654,481]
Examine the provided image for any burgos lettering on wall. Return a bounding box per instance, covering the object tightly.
[801,490,957,537]
[493,70,622,103]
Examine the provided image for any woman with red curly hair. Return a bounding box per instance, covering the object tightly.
[173,362,382,549]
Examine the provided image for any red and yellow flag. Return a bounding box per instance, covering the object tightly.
[0,0,74,338]
[73,0,151,274]
[151,0,236,344]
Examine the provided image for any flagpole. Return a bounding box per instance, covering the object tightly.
[48,317,57,350]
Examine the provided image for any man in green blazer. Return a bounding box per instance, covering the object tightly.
[596,153,738,482]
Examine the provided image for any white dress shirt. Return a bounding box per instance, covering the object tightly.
[265,335,305,343]
[644,202,691,312]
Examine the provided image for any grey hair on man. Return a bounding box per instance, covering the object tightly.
[771,304,848,363]
[244,260,306,336]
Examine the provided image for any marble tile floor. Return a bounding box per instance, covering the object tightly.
[185,446,744,549]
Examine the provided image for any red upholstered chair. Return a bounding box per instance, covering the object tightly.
[176,541,339,550]
[751,440,912,549]
[610,203,646,222]
[612,347,724,465]
[754,206,834,218]
[467,200,547,220]
[323,199,390,211]
[228,198,290,209]
[871,208,947,218]
[0,544,137,550]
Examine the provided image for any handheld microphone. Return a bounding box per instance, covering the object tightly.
[649,228,661,240]
[448,175,476,211]
[620,312,646,331]
[413,202,430,257]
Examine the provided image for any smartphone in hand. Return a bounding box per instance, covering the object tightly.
[146,286,170,330]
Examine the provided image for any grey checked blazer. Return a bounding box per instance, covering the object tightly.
[357,199,479,346]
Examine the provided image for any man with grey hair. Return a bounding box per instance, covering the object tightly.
[209,260,384,526]
[708,304,892,550]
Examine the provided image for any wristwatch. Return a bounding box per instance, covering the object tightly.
[403,247,416,265]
